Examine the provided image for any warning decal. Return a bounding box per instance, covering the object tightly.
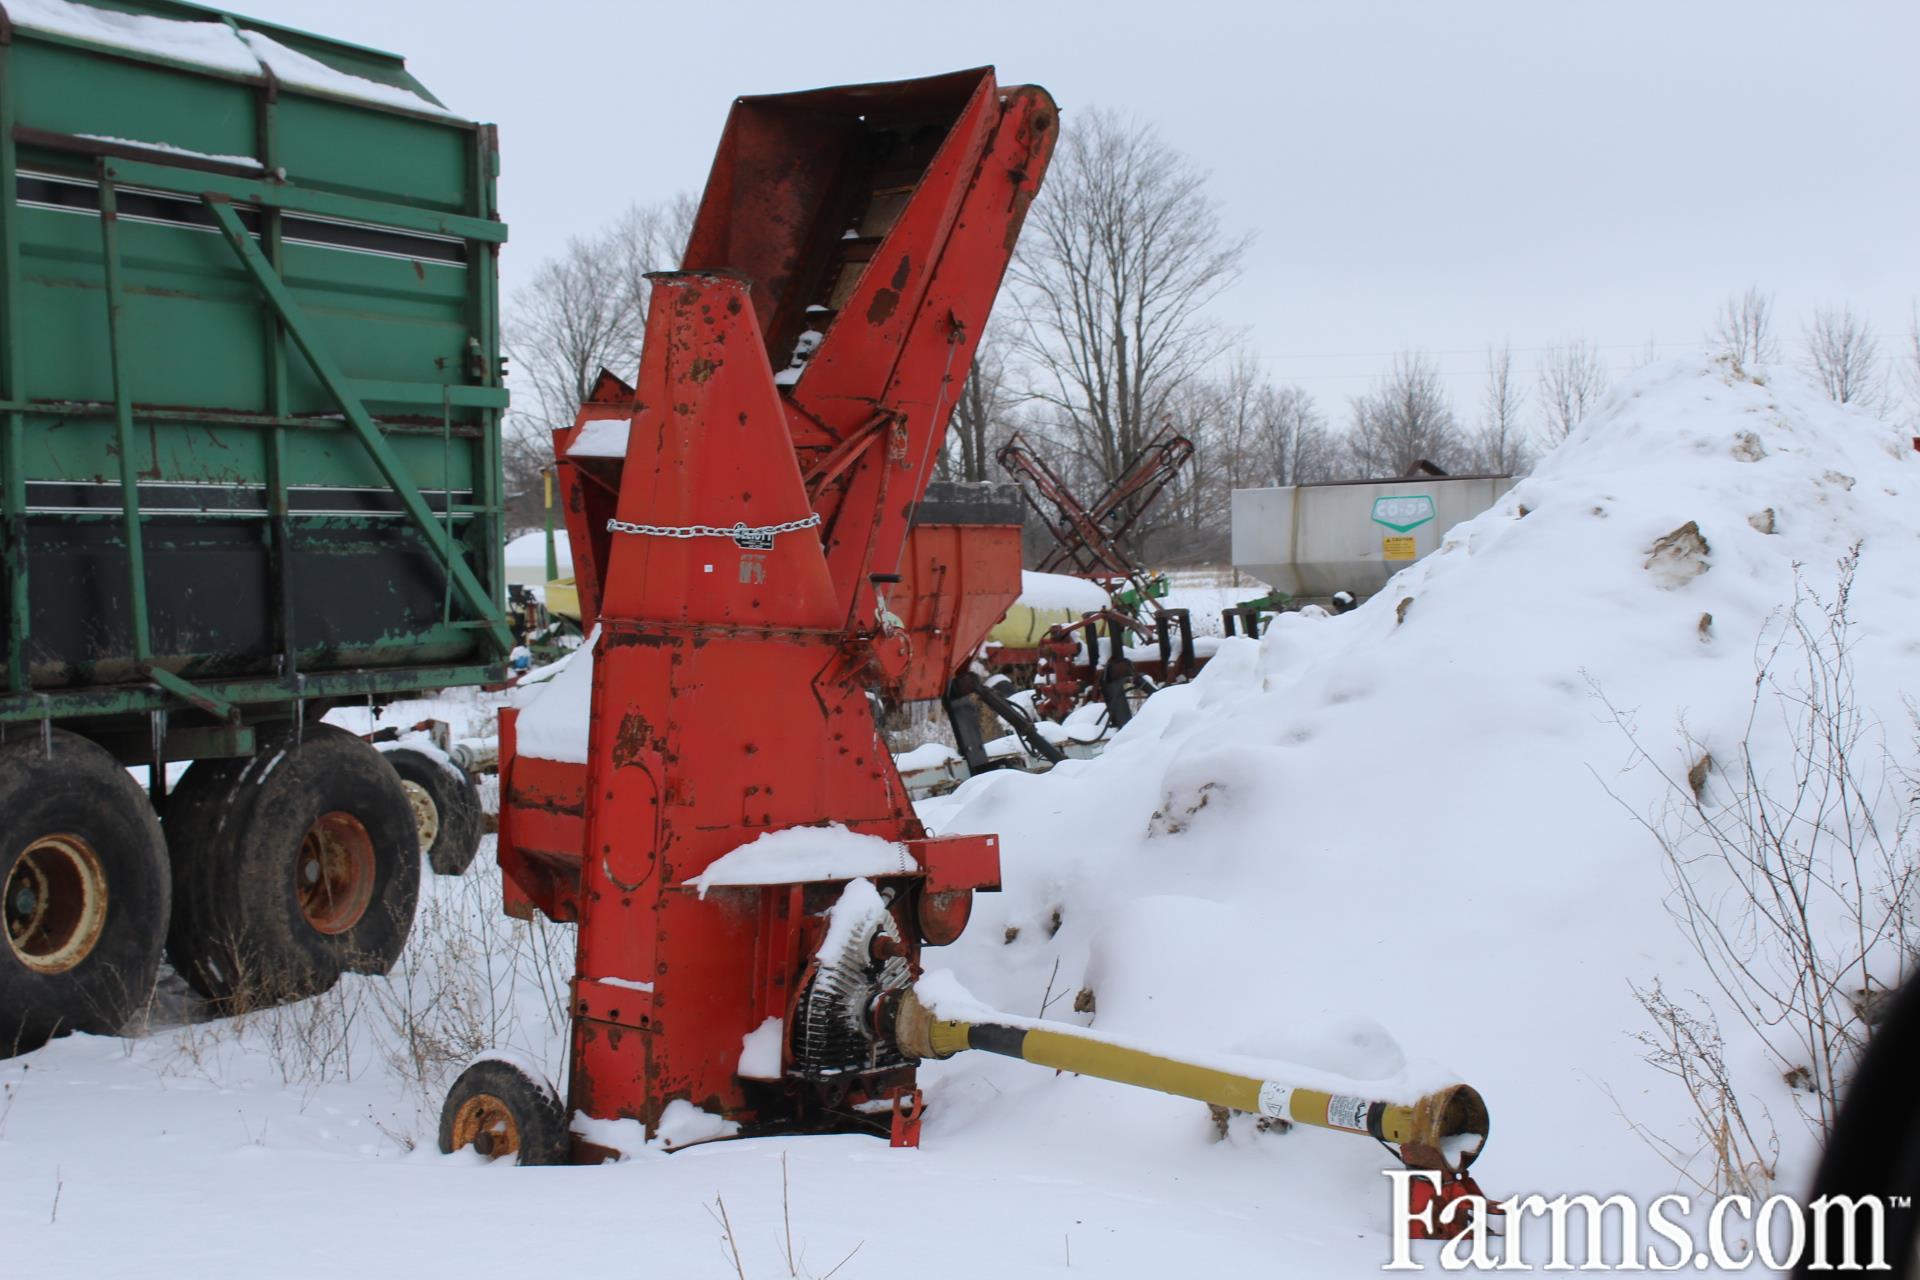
[1382,535,1417,561]
[1325,1094,1370,1133]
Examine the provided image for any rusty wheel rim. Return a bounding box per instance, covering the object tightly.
[5,834,109,974]
[294,811,375,936]
[399,780,440,854]
[451,1093,521,1159]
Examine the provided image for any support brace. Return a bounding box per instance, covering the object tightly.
[204,197,512,657]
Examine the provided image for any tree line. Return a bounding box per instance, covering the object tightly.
[500,115,1920,565]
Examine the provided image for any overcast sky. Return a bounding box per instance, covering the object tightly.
[240,0,1920,420]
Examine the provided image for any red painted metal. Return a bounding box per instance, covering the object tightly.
[890,521,1024,702]
[989,425,1203,723]
[888,1088,926,1148]
[996,424,1195,581]
[494,68,1056,1147]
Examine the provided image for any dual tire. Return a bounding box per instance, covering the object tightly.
[165,725,421,1009]
[4,721,482,1052]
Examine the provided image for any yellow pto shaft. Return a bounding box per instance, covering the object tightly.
[893,990,1487,1172]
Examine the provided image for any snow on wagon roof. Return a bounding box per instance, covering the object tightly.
[1,0,464,119]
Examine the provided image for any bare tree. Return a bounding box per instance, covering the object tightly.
[1537,338,1609,444]
[946,326,1020,483]
[1802,304,1886,412]
[501,427,563,535]
[500,196,695,529]
[1344,351,1465,477]
[1155,376,1232,559]
[1709,285,1779,370]
[1158,353,1267,557]
[1903,302,1920,428]
[1009,108,1249,554]
[1255,382,1334,486]
[505,196,694,434]
[1141,358,1334,562]
[1467,342,1531,474]
[1605,550,1919,1149]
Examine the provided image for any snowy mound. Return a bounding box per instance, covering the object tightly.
[920,358,1920,1222]
[12,357,1916,1277]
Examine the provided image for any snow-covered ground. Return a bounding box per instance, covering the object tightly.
[4,357,1916,1274]
[1160,572,1269,636]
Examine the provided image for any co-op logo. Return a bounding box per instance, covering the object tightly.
[1372,495,1437,533]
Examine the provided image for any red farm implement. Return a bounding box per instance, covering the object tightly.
[990,427,1204,729]
[486,67,1057,1146]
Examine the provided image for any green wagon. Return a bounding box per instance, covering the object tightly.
[0,0,509,1051]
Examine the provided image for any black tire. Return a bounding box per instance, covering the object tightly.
[171,725,420,1009]
[381,747,483,877]
[159,757,248,1000]
[0,729,168,1056]
[439,1057,570,1164]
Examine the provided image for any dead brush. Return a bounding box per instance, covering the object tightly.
[362,858,576,1125]
[1600,547,1920,1182]
[1620,982,1778,1197]
[705,1152,864,1280]
[146,841,578,1144]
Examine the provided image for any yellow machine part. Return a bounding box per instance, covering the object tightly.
[545,577,581,623]
[893,991,1487,1173]
[989,601,1087,647]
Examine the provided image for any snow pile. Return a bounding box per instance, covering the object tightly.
[917,358,1920,1253]
[652,1099,741,1148]
[689,828,912,896]
[509,627,595,763]
[572,1099,740,1154]
[737,1017,784,1080]
[893,741,960,772]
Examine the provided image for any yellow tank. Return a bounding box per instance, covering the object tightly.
[990,601,1083,646]
[988,571,1113,645]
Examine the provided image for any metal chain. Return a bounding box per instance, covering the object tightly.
[605,513,822,547]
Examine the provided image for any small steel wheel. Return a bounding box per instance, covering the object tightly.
[379,747,484,877]
[439,1058,569,1165]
